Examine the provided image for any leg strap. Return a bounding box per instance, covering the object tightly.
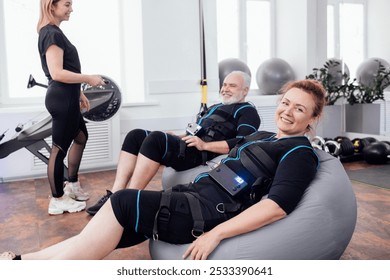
[183,192,205,238]
[152,190,206,240]
[152,191,172,240]
[178,140,186,159]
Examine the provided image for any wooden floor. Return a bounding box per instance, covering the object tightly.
[0,161,389,260]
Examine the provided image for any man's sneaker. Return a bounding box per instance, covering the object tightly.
[0,251,16,260]
[64,181,90,201]
[48,194,86,215]
[86,190,113,216]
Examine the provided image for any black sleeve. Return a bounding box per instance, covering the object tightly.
[226,105,260,149]
[40,30,65,56]
[267,148,318,214]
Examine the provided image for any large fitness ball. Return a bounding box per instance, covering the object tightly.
[218,58,251,89]
[356,58,390,88]
[326,58,350,86]
[363,142,389,164]
[256,58,295,95]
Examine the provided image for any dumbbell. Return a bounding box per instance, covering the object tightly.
[351,137,378,154]
[311,136,329,153]
[362,141,390,164]
[329,136,355,159]
[311,136,355,159]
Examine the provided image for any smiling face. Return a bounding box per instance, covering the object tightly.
[275,87,317,138]
[219,72,249,105]
[52,0,73,24]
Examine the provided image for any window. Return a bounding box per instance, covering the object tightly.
[327,5,335,58]
[217,0,273,89]
[1,1,43,102]
[327,0,365,79]
[0,0,144,104]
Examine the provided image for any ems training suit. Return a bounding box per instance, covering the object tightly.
[38,24,87,197]
[121,102,260,171]
[111,131,319,248]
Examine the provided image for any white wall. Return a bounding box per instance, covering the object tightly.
[119,0,220,135]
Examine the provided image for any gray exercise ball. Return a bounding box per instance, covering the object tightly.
[150,150,357,260]
[356,57,390,88]
[218,58,251,89]
[256,58,295,95]
[326,58,350,86]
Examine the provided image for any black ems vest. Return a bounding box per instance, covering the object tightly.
[196,103,252,142]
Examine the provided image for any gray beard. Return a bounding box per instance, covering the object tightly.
[220,95,241,105]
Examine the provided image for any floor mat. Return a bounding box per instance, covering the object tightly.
[346,164,390,189]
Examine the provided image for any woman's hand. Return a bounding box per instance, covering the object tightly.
[182,231,222,260]
[87,75,106,87]
[182,135,206,151]
[80,92,90,112]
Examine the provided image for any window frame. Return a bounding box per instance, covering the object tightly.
[216,0,275,89]
[327,0,367,78]
[0,0,145,106]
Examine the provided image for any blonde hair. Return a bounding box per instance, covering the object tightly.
[37,0,61,33]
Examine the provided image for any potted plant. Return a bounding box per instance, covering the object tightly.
[306,58,355,105]
[306,58,355,138]
[345,58,390,134]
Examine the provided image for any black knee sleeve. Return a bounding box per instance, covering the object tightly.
[121,129,149,155]
[139,131,170,163]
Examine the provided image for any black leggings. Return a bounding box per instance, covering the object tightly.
[121,129,219,171]
[111,186,234,248]
[45,82,88,197]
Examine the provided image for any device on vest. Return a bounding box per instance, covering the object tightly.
[209,162,248,196]
[186,123,202,136]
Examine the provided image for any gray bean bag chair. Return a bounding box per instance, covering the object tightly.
[149,150,357,259]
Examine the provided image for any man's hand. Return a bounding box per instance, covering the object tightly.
[182,135,206,151]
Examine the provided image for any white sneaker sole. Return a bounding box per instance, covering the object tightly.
[66,192,90,201]
[48,204,86,215]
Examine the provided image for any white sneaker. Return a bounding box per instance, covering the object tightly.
[0,251,16,260]
[64,181,90,201]
[48,194,86,215]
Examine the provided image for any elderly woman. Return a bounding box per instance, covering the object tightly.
[1,79,326,260]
